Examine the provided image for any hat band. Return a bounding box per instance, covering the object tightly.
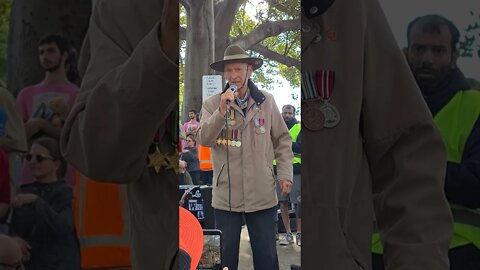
[223,54,251,60]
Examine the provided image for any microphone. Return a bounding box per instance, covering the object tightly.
[226,84,238,105]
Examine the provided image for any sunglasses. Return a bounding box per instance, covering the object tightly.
[25,154,55,163]
[0,261,24,270]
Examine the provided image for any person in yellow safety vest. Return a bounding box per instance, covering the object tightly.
[275,104,302,247]
[197,144,213,185]
[372,15,480,269]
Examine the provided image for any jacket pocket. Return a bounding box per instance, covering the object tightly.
[215,164,226,187]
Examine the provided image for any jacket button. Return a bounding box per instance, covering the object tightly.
[302,25,311,33]
[312,34,322,43]
[309,6,318,15]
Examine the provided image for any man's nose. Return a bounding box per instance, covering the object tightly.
[421,50,434,66]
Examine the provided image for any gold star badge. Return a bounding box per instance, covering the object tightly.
[148,145,169,173]
[165,152,180,174]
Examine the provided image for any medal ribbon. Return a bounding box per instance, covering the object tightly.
[315,70,335,100]
[301,71,318,100]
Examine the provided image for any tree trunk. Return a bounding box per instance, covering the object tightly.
[213,0,244,64]
[182,0,215,122]
[7,0,91,96]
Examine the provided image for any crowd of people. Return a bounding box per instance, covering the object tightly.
[0,0,479,269]
[0,34,81,269]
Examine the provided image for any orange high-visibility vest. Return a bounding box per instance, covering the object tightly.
[197,145,213,171]
[73,171,131,268]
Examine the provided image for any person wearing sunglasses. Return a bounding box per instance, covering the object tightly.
[181,134,201,185]
[0,234,24,270]
[8,137,80,269]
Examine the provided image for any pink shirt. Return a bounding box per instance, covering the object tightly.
[183,120,200,134]
[16,80,79,189]
[16,80,79,121]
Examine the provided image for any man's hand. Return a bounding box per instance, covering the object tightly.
[12,194,38,208]
[24,119,42,138]
[159,0,179,62]
[12,236,31,262]
[25,118,61,139]
[219,89,238,115]
[279,179,292,196]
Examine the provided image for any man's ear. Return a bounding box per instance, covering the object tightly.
[451,49,459,69]
[62,51,69,63]
[247,65,254,77]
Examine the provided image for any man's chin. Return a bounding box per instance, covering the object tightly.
[416,73,435,80]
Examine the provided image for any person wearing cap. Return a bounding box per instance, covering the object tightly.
[196,44,294,270]
[300,0,453,269]
[61,0,180,269]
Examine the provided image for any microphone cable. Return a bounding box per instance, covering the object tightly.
[224,84,234,213]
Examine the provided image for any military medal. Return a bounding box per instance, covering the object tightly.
[302,102,325,131]
[229,129,236,146]
[254,118,266,134]
[221,129,227,145]
[301,70,340,130]
[165,152,180,174]
[301,71,326,131]
[235,130,242,147]
[320,101,340,128]
[315,70,340,128]
[259,119,266,133]
[230,129,236,147]
[254,119,260,134]
[229,108,236,126]
[147,145,168,173]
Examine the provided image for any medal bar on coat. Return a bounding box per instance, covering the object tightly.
[315,70,340,128]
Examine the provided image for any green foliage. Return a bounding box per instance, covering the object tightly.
[230,0,300,90]
[0,0,11,82]
[459,11,480,58]
[179,5,187,114]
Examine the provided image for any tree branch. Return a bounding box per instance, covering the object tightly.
[264,0,291,14]
[250,43,300,70]
[234,19,300,50]
[214,0,246,39]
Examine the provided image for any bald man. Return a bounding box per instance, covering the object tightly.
[0,235,24,270]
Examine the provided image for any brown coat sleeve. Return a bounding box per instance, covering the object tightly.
[61,0,178,183]
[196,95,227,147]
[268,93,293,183]
[0,87,27,153]
[362,0,453,268]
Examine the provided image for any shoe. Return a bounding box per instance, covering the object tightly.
[296,233,301,246]
[279,232,293,245]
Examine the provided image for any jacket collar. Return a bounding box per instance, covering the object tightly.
[302,0,335,18]
[421,67,471,116]
[247,79,266,106]
[223,79,265,106]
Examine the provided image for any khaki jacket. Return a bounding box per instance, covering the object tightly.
[301,0,453,269]
[196,81,293,212]
[61,0,179,269]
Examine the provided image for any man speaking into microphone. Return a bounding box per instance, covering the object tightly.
[196,44,293,270]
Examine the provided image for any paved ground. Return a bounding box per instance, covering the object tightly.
[238,226,301,270]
